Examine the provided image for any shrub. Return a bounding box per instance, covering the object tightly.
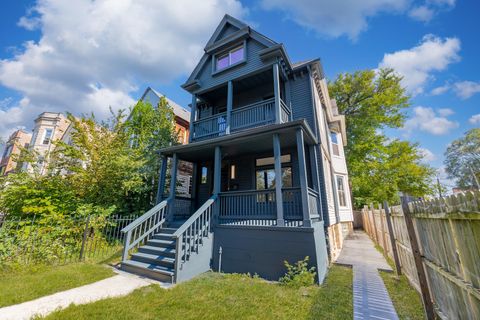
[279,256,316,287]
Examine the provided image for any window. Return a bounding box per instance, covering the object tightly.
[255,167,292,202]
[336,175,347,207]
[2,144,13,158]
[201,167,208,184]
[230,164,236,179]
[330,131,340,156]
[43,128,53,145]
[215,45,245,71]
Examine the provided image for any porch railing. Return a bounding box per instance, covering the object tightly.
[192,98,290,141]
[231,98,275,132]
[218,187,303,223]
[307,188,320,218]
[192,112,227,140]
[173,195,216,271]
[121,198,171,261]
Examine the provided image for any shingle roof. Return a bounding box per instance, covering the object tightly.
[143,87,190,122]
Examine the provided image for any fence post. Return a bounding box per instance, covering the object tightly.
[79,215,90,261]
[401,197,435,320]
[378,203,387,252]
[370,203,379,244]
[384,201,402,276]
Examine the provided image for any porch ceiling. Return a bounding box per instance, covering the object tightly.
[160,120,317,162]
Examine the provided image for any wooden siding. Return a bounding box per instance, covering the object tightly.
[195,39,271,94]
[289,73,316,137]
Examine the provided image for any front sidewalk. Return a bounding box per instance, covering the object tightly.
[336,231,399,320]
[0,270,169,320]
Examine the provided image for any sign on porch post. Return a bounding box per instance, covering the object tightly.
[168,153,178,221]
[156,155,168,204]
[273,133,284,226]
[296,129,311,227]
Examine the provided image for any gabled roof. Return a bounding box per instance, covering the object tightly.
[182,14,278,91]
[140,87,190,122]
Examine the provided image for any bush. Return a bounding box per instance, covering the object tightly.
[279,256,316,287]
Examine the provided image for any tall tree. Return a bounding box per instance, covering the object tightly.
[329,68,435,206]
[444,128,480,189]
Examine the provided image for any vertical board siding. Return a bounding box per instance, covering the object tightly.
[362,193,480,320]
[289,74,315,135]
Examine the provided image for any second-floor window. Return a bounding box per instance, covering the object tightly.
[215,45,245,71]
[43,128,53,145]
[330,131,340,156]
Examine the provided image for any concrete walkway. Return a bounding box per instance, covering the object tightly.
[0,270,170,320]
[336,231,399,320]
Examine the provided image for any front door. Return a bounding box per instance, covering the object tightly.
[195,161,213,209]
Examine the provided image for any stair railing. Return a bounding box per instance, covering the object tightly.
[173,195,216,275]
[121,197,171,262]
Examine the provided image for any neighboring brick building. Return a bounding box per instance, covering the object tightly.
[0,129,32,175]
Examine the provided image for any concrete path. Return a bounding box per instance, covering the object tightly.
[337,231,399,320]
[0,270,170,320]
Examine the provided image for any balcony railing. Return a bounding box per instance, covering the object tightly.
[307,188,320,218]
[191,98,291,141]
[218,187,303,224]
[231,98,275,132]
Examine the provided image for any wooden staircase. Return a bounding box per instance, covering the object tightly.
[120,197,216,283]
[121,222,184,283]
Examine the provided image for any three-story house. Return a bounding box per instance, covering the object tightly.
[120,15,353,284]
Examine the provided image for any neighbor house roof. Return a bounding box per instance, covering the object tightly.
[140,87,190,122]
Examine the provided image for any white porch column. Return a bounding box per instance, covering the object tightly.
[273,133,284,226]
[156,155,168,204]
[273,63,281,124]
[226,81,233,135]
[168,153,178,221]
[189,95,197,143]
[296,129,311,227]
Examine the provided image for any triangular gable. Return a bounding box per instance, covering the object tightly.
[204,14,247,49]
[183,15,278,91]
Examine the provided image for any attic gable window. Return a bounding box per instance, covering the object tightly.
[215,45,245,72]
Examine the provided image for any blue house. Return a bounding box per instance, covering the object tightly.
[121,15,354,283]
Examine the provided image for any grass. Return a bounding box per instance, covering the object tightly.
[380,271,425,320]
[0,263,115,307]
[42,265,353,320]
[373,243,425,319]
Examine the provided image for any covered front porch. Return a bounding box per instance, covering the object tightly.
[158,120,323,227]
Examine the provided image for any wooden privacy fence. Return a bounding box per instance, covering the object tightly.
[362,192,480,320]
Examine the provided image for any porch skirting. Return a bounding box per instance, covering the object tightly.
[212,220,329,283]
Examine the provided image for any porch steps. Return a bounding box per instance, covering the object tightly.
[120,220,188,283]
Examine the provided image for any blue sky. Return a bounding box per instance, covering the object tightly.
[0,0,479,188]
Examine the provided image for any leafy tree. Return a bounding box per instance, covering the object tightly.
[444,128,480,189]
[329,68,435,206]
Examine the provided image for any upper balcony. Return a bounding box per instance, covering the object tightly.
[189,66,291,142]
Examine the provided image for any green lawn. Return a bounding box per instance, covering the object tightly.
[0,263,115,307]
[380,271,425,320]
[373,244,425,320]
[42,265,353,320]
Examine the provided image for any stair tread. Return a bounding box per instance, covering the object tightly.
[148,239,176,245]
[122,260,174,275]
[131,252,175,263]
[140,245,176,253]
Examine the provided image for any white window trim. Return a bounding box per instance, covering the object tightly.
[336,175,348,208]
[42,128,54,145]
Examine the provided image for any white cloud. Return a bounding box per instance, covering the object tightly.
[453,81,480,99]
[469,114,480,125]
[438,108,454,117]
[409,5,434,22]
[418,147,437,162]
[427,0,456,7]
[0,0,246,140]
[260,0,409,40]
[379,35,460,95]
[404,106,459,135]
[430,84,450,95]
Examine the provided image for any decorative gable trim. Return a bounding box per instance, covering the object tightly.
[205,27,249,54]
[204,14,248,49]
